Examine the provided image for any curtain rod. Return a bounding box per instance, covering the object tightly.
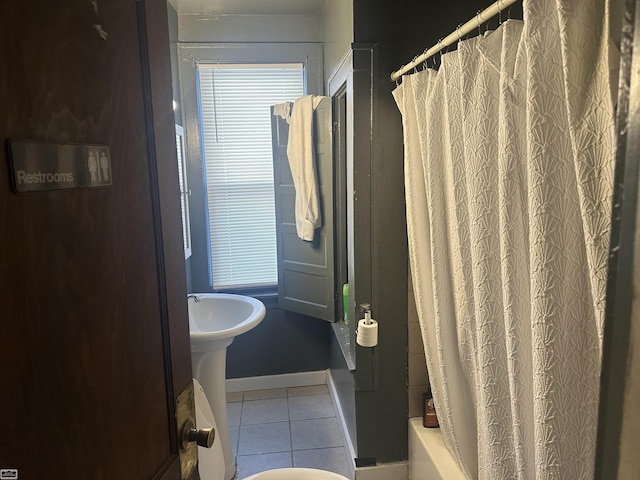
[390,0,521,82]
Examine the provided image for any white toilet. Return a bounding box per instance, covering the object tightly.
[193,379,351,480]
[244,469,351,479]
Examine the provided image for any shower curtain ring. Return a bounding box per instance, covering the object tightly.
[456,23,463,43]
[412,55,419,73]
[422,47,430,69]
[434,38,444,67]
[476,10,482,35]
[498,0,503,24]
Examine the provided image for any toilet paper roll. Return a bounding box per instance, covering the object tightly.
[356,318,378,347]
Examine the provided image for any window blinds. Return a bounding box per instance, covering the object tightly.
[197,64,305,289]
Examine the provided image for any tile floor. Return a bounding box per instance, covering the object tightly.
[226,385,354,479]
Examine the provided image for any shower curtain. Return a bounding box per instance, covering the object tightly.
[394,1,617,479]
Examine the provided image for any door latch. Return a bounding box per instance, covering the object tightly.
[176,382,215,479]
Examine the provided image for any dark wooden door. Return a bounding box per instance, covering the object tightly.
[0,1,194,479]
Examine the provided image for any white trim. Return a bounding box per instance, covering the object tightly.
[327,49,352,93]
[355,462,408,480]
[327,369,357,470]
[225,370,328,393]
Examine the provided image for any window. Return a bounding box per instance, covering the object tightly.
[197,63,305,290]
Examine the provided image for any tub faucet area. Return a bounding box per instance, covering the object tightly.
[187,294,201,302]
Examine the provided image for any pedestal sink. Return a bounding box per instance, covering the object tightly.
[188,293,266,480]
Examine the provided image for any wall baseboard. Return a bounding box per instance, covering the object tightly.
[225,370,328,393]
[327,370,357,478]
[355,462,408,480]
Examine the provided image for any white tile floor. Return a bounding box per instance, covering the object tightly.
[226,385,354,479]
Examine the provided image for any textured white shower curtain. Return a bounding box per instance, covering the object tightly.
[394,1,616,479]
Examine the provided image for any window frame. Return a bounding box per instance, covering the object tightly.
[178,42,323,293]
[197,62,306,291]
[174,124,192,260]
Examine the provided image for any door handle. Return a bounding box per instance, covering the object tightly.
[180,419,215,450]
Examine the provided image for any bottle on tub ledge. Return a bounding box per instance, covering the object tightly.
[423,387,439,428]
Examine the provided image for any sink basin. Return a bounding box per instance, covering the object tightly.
[188,292,266,480]
[188,293,266,352]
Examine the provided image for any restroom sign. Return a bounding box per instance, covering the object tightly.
[8,141,112,193]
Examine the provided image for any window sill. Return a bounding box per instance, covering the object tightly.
[213,286,278,309]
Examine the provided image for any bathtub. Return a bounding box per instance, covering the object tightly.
[408,417,467,480]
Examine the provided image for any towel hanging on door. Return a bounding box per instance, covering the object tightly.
[286,95,327,241]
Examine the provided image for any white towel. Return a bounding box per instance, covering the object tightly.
[273,102,292,123]
[287,95,326,241]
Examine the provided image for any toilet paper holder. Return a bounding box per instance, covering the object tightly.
[356,304,378,348]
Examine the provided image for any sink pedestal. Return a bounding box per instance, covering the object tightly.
[192,339,235,480]
[187,293,266,480]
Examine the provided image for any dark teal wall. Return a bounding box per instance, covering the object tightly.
[226,296,331,378]
[185,257,193,294]
[349,0,523,465]
[176,7,333,374]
